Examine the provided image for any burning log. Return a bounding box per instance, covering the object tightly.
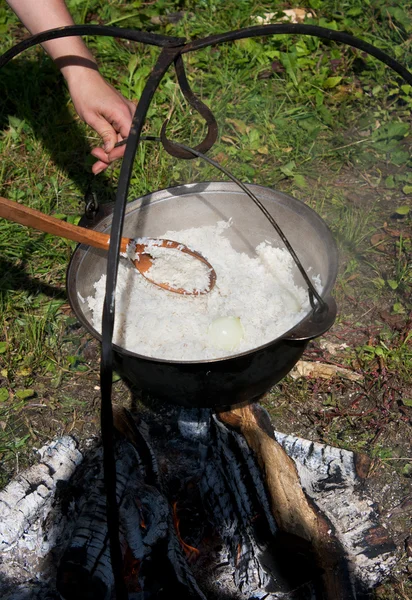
[216,403,395,599]
[56,411,207,600]
[197,412,282,595]
[217,405,352,599]
[274,430,397,592]
[56,441,136,600]
[3,583,60,600]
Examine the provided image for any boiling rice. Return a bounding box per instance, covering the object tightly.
[86,220,322,361]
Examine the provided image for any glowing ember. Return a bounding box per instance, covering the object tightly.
[172,501,200,563]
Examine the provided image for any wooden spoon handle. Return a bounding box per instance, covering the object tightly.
[0,196,130,253]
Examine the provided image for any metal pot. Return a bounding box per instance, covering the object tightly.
[67,182,338,408]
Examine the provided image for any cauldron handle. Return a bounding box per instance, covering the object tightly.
[78,200,115,229]
[160,140,329,316]
[284,295,337,341]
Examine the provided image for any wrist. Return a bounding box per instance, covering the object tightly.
[57,46,103,91]
[58,55,100,86]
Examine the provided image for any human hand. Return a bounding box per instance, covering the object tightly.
[67,69,136,175]
[5,1,136,174]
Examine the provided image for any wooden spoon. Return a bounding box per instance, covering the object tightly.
[0,196,216,295]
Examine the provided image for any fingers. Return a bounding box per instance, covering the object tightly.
[91,113,125,155]
[67,71,137,174]
[91,160,109,176]
[89,98,137,175]
[91,141,129,175]
[100,127,119,155]
[90,148,111,175]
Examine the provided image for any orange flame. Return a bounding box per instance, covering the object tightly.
[172,501,200,563]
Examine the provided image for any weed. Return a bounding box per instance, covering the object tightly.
[357,331,412,382]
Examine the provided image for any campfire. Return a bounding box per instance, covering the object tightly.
[0,399,396,600]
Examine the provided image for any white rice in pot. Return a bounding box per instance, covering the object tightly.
[86,220,322,361]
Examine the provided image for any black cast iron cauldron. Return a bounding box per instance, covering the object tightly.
[66,181,338,408]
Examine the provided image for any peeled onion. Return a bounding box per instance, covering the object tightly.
[208,316,244,351]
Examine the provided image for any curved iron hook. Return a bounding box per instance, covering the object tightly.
[160,54,218,159]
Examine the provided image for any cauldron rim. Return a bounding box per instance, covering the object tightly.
[66,181,338,366]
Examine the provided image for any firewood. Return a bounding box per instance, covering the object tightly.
[56,441,138,600]
[56,413,208,600]
[0,406,396,599]
[274,430,396,591]
[2,583,60,600]
[200,412,280,595]
[0,437,82,553]
[290,359,363,381]
[217,403,354,600]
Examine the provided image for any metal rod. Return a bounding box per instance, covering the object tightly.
[181,24,412,86]
[0,24,184,69]
[99,44,182,600]
[157,135,327,314]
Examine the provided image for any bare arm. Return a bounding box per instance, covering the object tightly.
[6,0,136,174]
[6,0,97,74]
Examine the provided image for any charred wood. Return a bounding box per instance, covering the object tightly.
[115,409,207,598]
[0,437,82,553]
[274,431,396,592]
[196,410,322,598]
[200,415,278,594]
[2,583,61,600]
[56,411,208,600]
[56,440,142,600]
[217,404,354,600]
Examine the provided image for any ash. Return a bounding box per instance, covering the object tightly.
[0,402,396,600]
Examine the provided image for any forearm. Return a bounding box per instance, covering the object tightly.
[6,0,98,82]
[6,0,136,172]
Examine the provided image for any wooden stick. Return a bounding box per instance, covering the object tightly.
[0,196,130,253]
